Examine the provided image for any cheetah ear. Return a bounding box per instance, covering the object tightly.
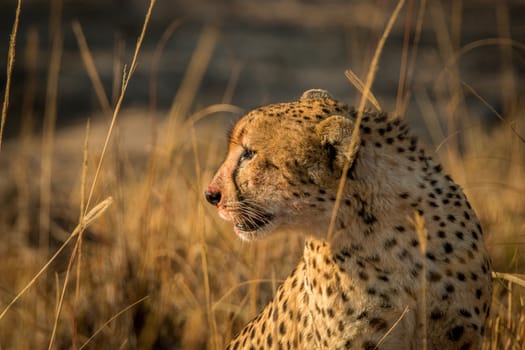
[315,115,360,176]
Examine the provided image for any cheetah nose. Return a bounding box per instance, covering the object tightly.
[205,188,222,206]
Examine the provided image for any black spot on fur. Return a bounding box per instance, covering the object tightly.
[448,326,465,341]
[369,318,388,331]
[459,309,472,318]
[357,311,368,320]
[356,196,377,225]
[430,309,444,320]
[363,341,377,350]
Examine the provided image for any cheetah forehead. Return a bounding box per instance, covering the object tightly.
[245,95,354,124]
[230,91,356,146]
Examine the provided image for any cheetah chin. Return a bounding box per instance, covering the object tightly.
[205,89,492,349]
[232,212,274,240]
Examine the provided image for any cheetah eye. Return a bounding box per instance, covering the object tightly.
[239,147,255,162]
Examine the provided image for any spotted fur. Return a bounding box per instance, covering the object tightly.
[206,89,492,349]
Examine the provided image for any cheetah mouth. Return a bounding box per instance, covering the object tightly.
[233,213,274,237]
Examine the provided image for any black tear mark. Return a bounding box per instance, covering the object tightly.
[263,159,279,170]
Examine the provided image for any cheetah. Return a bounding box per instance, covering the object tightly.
[205,89,492,349]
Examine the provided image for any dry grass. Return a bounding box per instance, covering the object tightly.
[0,1,524,349]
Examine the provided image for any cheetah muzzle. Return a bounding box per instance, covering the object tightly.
[205,89,492,349]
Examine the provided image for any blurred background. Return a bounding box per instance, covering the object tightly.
[1,0,525,349]
[1,0,524,137]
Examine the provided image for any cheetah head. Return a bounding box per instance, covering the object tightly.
[205,89,360,240]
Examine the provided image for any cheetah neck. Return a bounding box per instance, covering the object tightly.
[330,116,437,252]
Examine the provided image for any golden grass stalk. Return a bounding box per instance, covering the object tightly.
[434,130,461,154]
[434,36,525,139]
[222,62,242,104]
[212,279,282,311]
[271,268,280,349]
[166,25,219,153]
[439,38,525,82]
[150,20,183,115]
[79,296,150,350]
[450,0,462,51]
[72,21,112,114]
[51,162,94,347]
[429,1,467,171]
[396,0,426,117]
[493,272,525,289]
[48,229,80,350]
[76,120,90,302]
[507,280,513,334]
[191,128,220,349]
[395,0,414,116]
[461,81,525,144]
[12,27,38,244]
[45,1,156,342]
[146,20,183,171]
[84,0,156,213]
[0,0,21,152]
[344,69,382,111]
[20,28,38,139]
[496,0,517,114]
[415,90,446,150]
[412,212,428,350]
[375,306,410,349]
[0,197,113,321]
[39,0,63,249]
[182,104,244,133]
[112,36,125,105]
[327,0,406,241]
